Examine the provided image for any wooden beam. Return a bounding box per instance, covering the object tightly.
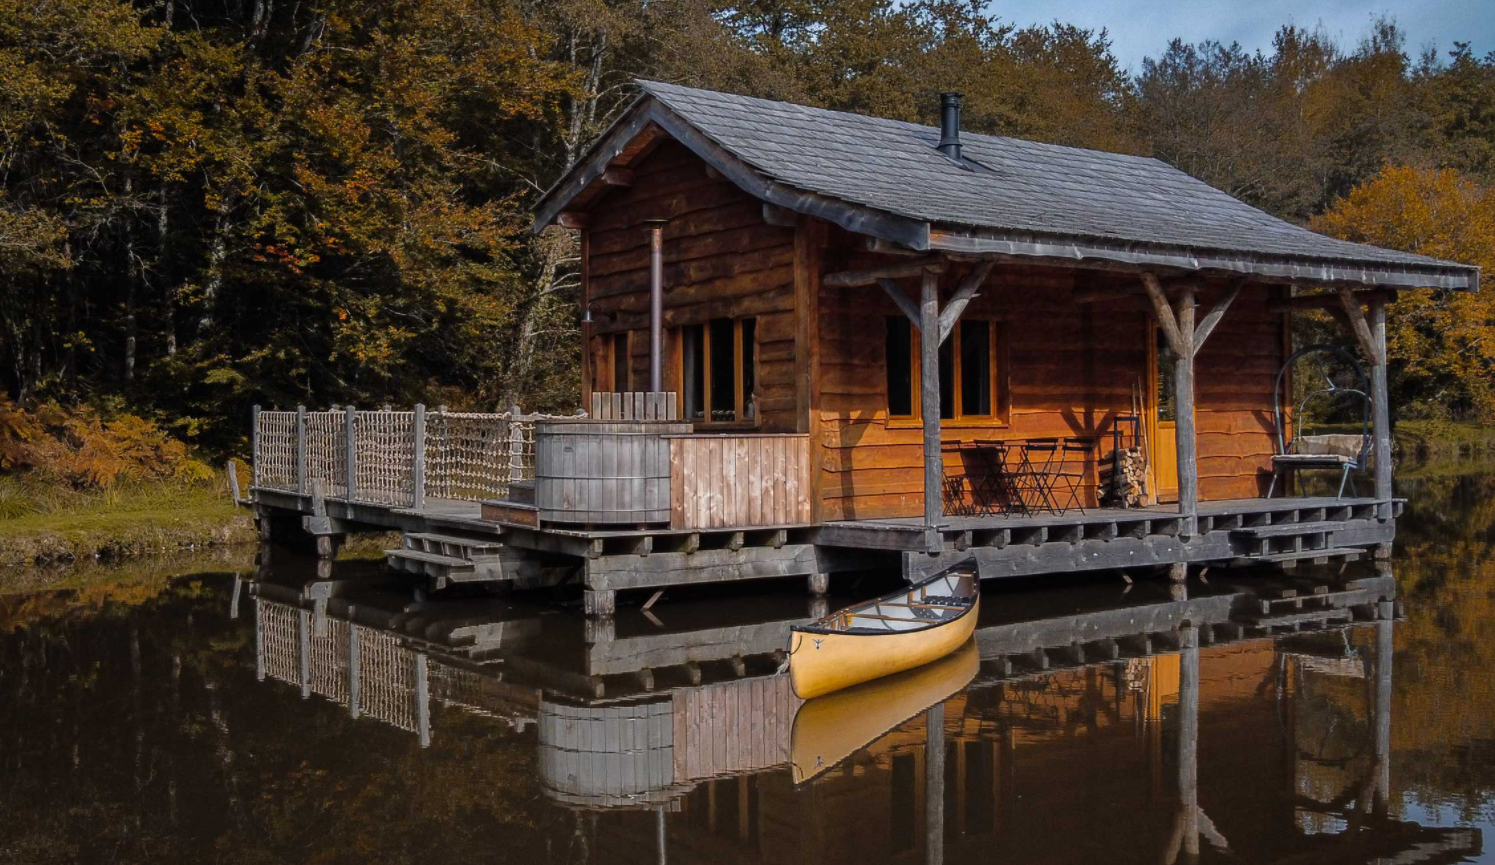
[600,168,633,187]
[865,237,925,256]
[557,211,589,230]
[877,278,923,328]
[1337,287,1383,365]
[937,261,995,345]
[1072,282,1148,304]
[1173,286,1198,535]
[763,202,797,227]
[1267,290,1394,313]
[1192,282,1240,354]
[920,269,943,552]
[824,256,946,288]
[1369,298,1393,513]
[1143,274,1187,357]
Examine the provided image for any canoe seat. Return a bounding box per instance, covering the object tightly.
[920,595,971,607]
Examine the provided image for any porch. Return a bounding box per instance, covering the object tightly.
[818,495,1402,580]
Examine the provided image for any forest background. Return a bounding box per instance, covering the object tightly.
[1,0,1493,480]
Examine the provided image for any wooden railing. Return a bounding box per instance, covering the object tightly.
[589,390,678,420]
[251,404,548,507]
[667,434,812,529]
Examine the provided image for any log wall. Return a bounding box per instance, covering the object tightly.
[584,140,799,433]
[814,234,1285,521]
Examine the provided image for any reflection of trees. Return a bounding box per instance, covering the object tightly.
[1383,472,1495,816]
[0,570,549,864]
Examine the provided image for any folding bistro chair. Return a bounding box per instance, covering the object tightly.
[940,441,977,516]
[1048,438,1094,514]
[1015,438,1062,514]
[972,440,1027,516]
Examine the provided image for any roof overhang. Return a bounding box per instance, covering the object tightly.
[926,227,1481,291]
[533,95,932,249]
[534,91,1480,293]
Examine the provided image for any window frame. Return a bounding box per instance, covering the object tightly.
[677,316,759,428]
[886,315,1009,428]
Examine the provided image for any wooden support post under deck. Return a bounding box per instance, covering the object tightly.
[1369,298,1393,518]
[1372,607,1393,815]
[920,269,944,553]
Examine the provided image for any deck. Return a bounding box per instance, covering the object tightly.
[821,496,1401,580]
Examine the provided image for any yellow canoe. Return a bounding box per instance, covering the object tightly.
[790,639,979,784]
[788,564,980,700]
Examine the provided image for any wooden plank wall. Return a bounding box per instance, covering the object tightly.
[584,140,799,432]
[815,235,1283,520]
[672,675,799,783]
[1194,287,1282,500]
[669,434,812,529]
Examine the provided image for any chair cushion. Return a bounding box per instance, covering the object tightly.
[1293,434,1364,459]
[1273,453,1354,467]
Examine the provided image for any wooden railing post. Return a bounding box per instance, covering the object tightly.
[508,403,525,488]
[250,404,261,487]
[295,405,308,497]
[411,403,426,509]
[344,405,357,502]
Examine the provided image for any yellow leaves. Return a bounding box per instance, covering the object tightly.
[1313,165,1495,419]
[0,397,212,490]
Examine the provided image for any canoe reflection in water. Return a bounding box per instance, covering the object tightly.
[245,556,1481,865]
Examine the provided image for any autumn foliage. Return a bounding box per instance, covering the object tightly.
[1313,166,1495,420]
[0,398,212,490]
[0,1,1492,454]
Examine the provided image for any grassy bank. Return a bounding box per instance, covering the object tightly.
[0,474,256,567]
[1307,419,1495,462]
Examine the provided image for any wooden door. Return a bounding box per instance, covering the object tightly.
[1148,324,1179,503]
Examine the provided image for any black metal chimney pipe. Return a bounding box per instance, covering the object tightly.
[644,218,667,393]
[937,92,963,160]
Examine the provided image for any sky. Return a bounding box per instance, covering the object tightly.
[994,0,1494,73]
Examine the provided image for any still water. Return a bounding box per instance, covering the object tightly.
[3,472,1494,864]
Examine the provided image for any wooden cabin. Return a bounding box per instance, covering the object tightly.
[250,81,1478,612]
[535,82,1474,558]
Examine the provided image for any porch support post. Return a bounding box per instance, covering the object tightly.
[920,267,943,553]
[1174,287,1198,536]
[1369,298,1393,518]
[1146,273,1200,537]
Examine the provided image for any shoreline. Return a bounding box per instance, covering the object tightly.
[0,502,257,568]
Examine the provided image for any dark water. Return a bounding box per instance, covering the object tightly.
[4,473,1495,864]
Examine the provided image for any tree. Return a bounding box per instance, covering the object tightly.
[1312,165,1495,419]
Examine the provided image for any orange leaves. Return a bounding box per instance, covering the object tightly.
[0,397,212,489]
[1314,165,1495,419]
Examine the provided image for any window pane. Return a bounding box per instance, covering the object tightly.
[683,325,705,420]
[1157,327,1177,422]
[709,317,735,421]
[612,333,628,393]
[939,331,954,419]
[886,317,912,416]
[741,318,757,420]
[961,320,991,416]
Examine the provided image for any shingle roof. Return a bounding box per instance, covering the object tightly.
[536,80,1479,290]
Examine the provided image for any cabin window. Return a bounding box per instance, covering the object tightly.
[886,316,914,417]
[886,316,1006,422]
[680,316,757,424]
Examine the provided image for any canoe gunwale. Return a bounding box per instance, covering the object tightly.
[790,561,979,638]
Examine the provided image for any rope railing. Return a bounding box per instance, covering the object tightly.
[250,403,553,508]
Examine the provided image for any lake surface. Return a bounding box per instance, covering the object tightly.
[3,471,1494,864]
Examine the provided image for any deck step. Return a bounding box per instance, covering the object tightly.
[507,480,536,505]
[1232,520,1348,538]
[385,548,476,573]
[403,532,506,557]
[1233,546,1364,565]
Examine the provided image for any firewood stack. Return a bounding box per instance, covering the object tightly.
[1107,446,1149,507]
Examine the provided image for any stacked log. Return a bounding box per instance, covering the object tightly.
[1107,447,1149,507]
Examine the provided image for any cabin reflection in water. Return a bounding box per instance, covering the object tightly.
[247,562,1481,865]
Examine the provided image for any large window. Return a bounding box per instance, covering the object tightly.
[681,317,757,424]
[886,316,1005,422]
